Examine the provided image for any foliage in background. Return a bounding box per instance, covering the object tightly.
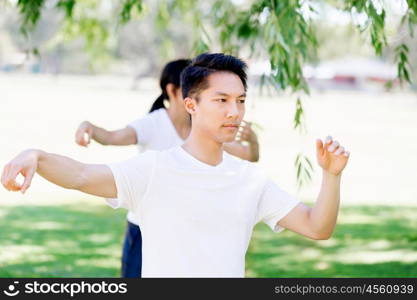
[13,0,417,187]
[58,0,111,70]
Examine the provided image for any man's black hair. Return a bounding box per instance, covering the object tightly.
[180,53,247,99]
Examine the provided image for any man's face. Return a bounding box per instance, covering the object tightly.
[189,71,246,143]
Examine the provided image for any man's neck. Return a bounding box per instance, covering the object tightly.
[182,128,223,166]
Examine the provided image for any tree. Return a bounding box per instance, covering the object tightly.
[11,0,417,187]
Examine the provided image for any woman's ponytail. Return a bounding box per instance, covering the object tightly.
[149,93,166,113]
[147,59,191,114]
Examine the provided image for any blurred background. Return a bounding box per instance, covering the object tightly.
[1,0,417,277]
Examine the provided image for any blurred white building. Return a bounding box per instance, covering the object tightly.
[305,56,398,91]
[248,56,399,92]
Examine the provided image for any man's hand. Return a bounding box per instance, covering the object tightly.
[316,136,350,176]
[75,121,93,147]
[278,136,350,240]
[2,149,116,198]
[1,149,39,194]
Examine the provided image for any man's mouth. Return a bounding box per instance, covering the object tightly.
[223,123,239,128]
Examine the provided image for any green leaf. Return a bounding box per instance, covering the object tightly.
[119,0,143,24]
[56,0,76,18]
[295,152,314,190]
[17,0,45,35]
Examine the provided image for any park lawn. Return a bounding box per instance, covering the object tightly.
[0,203,416,277]
[246,205,417,277]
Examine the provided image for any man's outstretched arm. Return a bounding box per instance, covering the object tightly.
[277,136,350,240]
[1,149,116,198]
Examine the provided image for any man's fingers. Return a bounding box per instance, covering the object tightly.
[1,164,9,185]
[7,164,21,184]
[21,168,35,194]
[325,136,333,145]
[334,146,344,156]
[327,140,339,153]
[4,165,23,191]
[4,175,21,191]
[1,165,10,190]
[321,135,350,159]
[9,181,22,191]
[316,139,324,156]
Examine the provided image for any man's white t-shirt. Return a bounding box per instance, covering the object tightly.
[126,108,183,224]
[106,146,300,277]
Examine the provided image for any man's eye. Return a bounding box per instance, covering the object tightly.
[238,99,246,103]
[217,98,227,102]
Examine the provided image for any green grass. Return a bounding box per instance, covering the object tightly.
[246,205,417,277]
[1,204,416,277]
[0,204,126,277]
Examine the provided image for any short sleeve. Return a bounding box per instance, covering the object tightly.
[105,151,157,212]
[256,180,300,233]
[127,112,157,146]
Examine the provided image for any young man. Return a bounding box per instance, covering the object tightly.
[73,59,260,278]
[1,53,349,277]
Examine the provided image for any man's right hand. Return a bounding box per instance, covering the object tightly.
[75,121,93,147]
[1,149,39,194]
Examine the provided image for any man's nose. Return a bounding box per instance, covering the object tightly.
[226,102,239,119]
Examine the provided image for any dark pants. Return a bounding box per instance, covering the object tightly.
[121,221,142,278]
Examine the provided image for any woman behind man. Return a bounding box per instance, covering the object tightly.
[74,59,260,277]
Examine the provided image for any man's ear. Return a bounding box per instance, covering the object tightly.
[184,97,197,115]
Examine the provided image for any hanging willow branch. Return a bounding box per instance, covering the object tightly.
[14,0,416,188]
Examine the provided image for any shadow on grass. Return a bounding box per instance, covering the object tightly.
[246,205,417,277]
[1,204,417,277]
[0,204,126,277]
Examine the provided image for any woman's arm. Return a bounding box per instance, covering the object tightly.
[75,121,137,146]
